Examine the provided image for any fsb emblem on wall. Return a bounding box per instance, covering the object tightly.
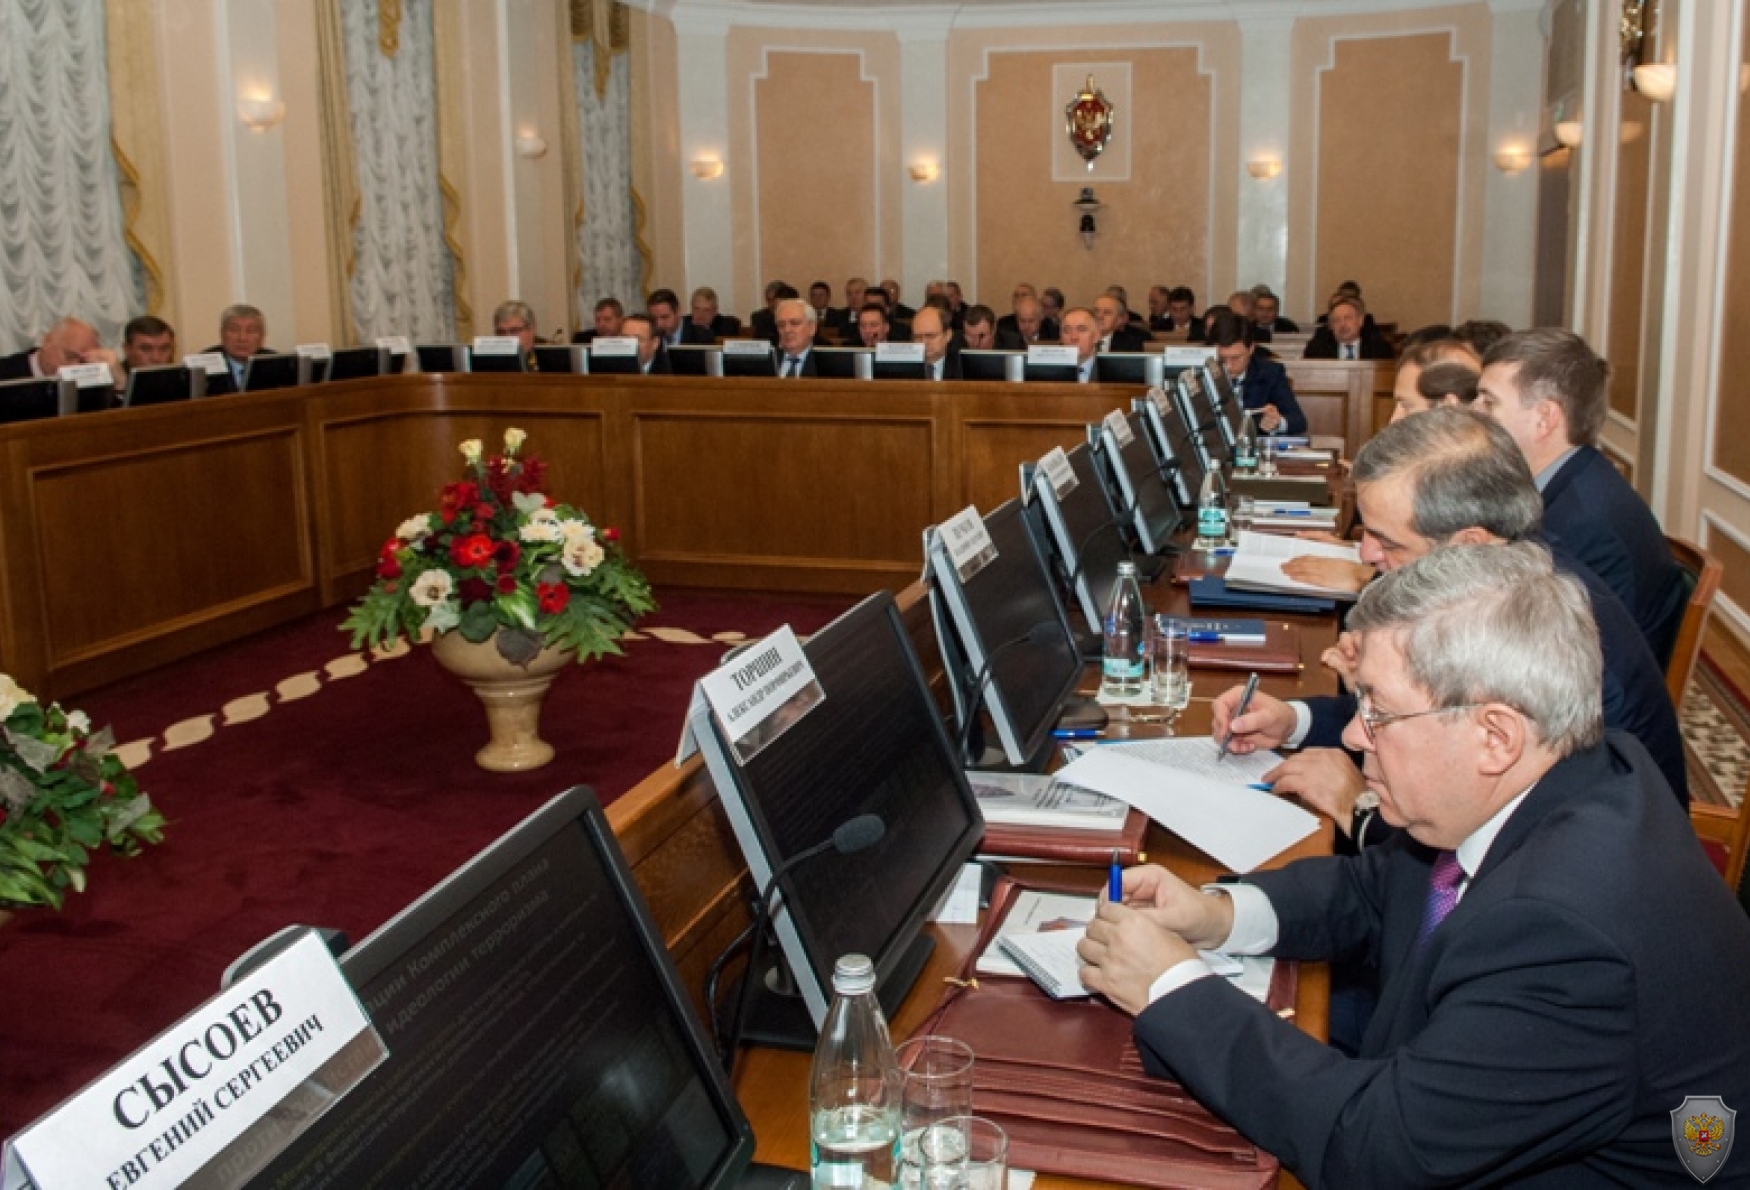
[1064,75,1115,171]
[1672,1096,1737,1183]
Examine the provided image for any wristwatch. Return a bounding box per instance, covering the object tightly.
[1352,790,1381,849]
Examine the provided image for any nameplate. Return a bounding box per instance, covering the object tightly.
[1026,344,1078,367]
[698,625,824,765]
[940,505,997,583]
[874,342,924,363]
[183,352,227,376]
[294,343,332,360]
[2,931,384,1190]
[1161,345,1217,365]
[1039,446,1078,499]
[58,363,112,389]
[1103,408,1134,447]
[722,339,772,357]
[374,335,411,355]
[472,335,521,357]
[590,336,638,358]
[1147,384,1173,418]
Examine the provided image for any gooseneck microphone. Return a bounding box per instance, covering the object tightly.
[722,813,887,1071]
[954,621,1063,765]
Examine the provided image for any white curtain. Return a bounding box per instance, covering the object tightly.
[0,0,143,353]
[341,0,455,342]
[573,40,640,313]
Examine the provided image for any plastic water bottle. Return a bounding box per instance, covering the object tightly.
[1233,412,1259,473]
[1196,470,1229,551]
[810,955,903,1188]
[1101,560,1149,699]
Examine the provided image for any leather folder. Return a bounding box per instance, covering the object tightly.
[1186,621,1300,675]
[1188,576,1336,615]
[917,876,1293,1189]
[979,807,1149,865]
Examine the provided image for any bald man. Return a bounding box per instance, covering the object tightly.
[0,317,120,383]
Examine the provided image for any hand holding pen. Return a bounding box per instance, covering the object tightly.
[1216,672,1260,763]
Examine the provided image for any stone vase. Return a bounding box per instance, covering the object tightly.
[429,632,571,772]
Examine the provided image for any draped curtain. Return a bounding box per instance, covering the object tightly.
[570,1,648,316]
[336,0,455,343]
[0,0,144,352]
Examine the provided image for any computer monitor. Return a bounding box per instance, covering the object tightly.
[1027,440,1131,636]
[961,350,1021,382]
[721,345,778,378]
[242,353,301,393]
[247,786,781,1189]
[588,348,642,376]
[1136,391,1206,508]
[812,348,870,380]
[689,592,984,1045]
[871,357,927,381]
[533,344,587,374]
[0,377,71,423]
[325,346,387,382]
[123,365,200,408]
[1175,368,1229,469]
[1202,363,1248,446]
[1092,353,1164,388]
[468,347,527,374]
[298,354,330,385]
[926,500,1085,768]
[416,344,467,374]
[1098,412,1183,556]
[70,379,117,414]
[669,345,721,377]
[1022,360,1080,383]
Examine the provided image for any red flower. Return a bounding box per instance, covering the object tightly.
[494,540,522,570]
[601,526,621,544]
[450,533,496,568]
[459,578,493,605]
[495,573,518,594]
[376,555,402,580]
[439,481,478,524]
[538,582,570,613]
[474,502,496,524]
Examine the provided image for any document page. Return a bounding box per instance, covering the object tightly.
[1224,530,1362,597]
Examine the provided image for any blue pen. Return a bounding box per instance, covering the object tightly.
[1267,509,1313,516]
[1249,783,1274,792]
[1108,849,1123,903]
[1186,631,1222,643]
[1052,727,1105,740]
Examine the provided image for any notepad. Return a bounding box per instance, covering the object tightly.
[999,928,1263,1001]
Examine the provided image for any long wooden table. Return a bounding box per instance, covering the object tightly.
[0,365,1386,699]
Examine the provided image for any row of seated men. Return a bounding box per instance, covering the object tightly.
[0,305,270,394]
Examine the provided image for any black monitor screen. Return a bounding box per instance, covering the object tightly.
[721,349,778,378]
[1022,361,1080,383]
[469,349,527,374]
[872,358,927,381]
[249,787,757,1189]
[242,353,301,392]
[961,350,1018,381]
[1104,414,1182,554]
[72,382,117,414]
[691,593,984,1034]
[929,500,1083,767]
[588,351,641,376]
[668,346,717,377]
[1141,392,1207,507]
[0,377,64,424]
[1093,353,1159,387]
[534,345,583,374]
[1034,443,1127,636]
[326,347,384,382]
[416,344,465,374]
[813,348,868,379]
[124,365,195,408]
[1176,369,1229,467]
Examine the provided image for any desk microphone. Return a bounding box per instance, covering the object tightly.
[724,813,887,1070]
[954,621,1064,764]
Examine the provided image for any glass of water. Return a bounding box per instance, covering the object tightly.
[1230,494,1255,535]
[1259,434,1279,477]
[1151,617,1192,731]
[898,1037,975,1187]
[918,1116,1008,1189]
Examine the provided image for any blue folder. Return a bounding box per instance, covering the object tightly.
[1187,576,1337,615]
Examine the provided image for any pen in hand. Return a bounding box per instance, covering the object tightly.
[1218,672,1261,763]
[1108,849,1123,903]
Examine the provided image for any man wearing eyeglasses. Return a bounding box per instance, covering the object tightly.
[1078,542,1750,1188]
[1210,408,1685,835]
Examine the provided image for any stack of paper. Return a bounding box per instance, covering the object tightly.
[1223,529,1363,598]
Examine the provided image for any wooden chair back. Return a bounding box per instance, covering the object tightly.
[1664,536,1723,707]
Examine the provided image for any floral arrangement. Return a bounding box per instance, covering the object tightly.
[343,428,655,666]
[0,675,166,910]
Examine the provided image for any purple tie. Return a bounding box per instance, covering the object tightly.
[1416,851,1465,947]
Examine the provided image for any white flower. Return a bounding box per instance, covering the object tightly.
[459,438,483,465]
[562,536,606,577]
[66,710,90,734]
[397,514,432,543]
[0,674,35,720]
[559,518,596,544]
[504,427,527,454]
[409,569,455,608]
[519,517,563,544]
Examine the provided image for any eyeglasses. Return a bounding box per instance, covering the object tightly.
[495,323,529,336]
[1354,687,1485,746]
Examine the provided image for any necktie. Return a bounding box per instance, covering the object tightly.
[1416,851,1465,947]
[784,356,799,378]
[1343,343,1356,361]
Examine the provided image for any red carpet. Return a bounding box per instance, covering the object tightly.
[0,589,852,1137]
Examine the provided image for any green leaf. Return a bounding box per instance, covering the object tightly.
[496,628,545,667]
[459,600,499,643]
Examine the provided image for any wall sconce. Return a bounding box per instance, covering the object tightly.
[1632,63,1677,103]
[236,94,287,134]
[514,130,548,159]
[1073,187,1103,250]
[690,157,724,180]
[909,160,940,184]
[1492,144,1533,173]
[1245,157,1283,180]
[1553,120,1584,149]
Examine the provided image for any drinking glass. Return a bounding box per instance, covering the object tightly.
[1230,494,1255,535]
[918,1117,1008,1190]
[1150,617,1192,731]
[897,1037,976,1184]
[1259,434,1279,477]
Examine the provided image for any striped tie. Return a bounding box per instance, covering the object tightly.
[784,356,799,378]
[1416,851,1465,947]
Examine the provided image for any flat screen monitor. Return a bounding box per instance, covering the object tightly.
[299,355,330,385]
[1028,441,1129,636]
[1203,363,1247,446]
[872,358,927,381]
[242,353,301,393]
[669,345,720,377]
[588,349,641,376]
[124,365,198,408]
[469,347,527,374]
[1136,392,1205,508]
[1093,353,1164,388]
[326,346,387,382]
[1099,412,1183,556]
[721,347,778,378]
[689,592,984,1044]
[961,350,1021,382]
[248,786,780,1189]
[926,500,1085,768]
[416,344,467,374]
[812,348,870,380]
[0,377,70,423]
[1175,368,1229,470]
[534,344,587,374]
[1022,360,1080,383]
[71,380,117,414]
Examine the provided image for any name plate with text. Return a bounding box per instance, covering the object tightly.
[1103,408,1134,447]
[722,339,772,357]
[874,342,924,363]
[184,352,227,376]
[295,343,332,360]
[939,505,997,583]
[1026,344,1078,368]
[1039,446,1077,498]
[472,336,521,357]
[58,363,113,389]
[697,625,824,765]
[590,337,638,357]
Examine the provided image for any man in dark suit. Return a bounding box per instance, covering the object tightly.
[1303,295,1392,360]
[1162,286,1202,340]
[1210,311,1306,435]
[647,288,712,350]
[996,295,1054,349]
[825,277,868,335]
[911,306,962,381]
[203,304,274,393]
[1093,294,1149,353]
[1081,541,1750,1189]
[773,299,820,377]
[1251,287,1299,335]
[879,279,914,323]
[961,305,999,351]
[1059,307,1100,383]
[689,287,740,339]
[569,298,624,345]
[748,282,797,345]
[1477,328,1686,666]
[621,314,672,375]
[1,317,118,381]
[1214,409,1688,829]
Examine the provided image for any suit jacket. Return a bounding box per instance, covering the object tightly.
[929,351,964,382]
[996,314,1059,343]
[1303,326,1393,361]
[707,314,742,339]
[749,308,778,345]
[1542,446,1686,667]
[775,348,819,378]
[1234,356,1307,436]
[1135,732,1750,1188]
[1303,545,1688,804]
[664,323,715,349]
[0,349,34,381]
[1101,327,1151,354]
[641,347,674,375]
[201,344,272,395]
[890,302,916,322]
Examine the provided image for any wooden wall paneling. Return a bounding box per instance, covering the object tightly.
[0,436,47,693]
[949,383,1122,513]
[1283,360,1392,451]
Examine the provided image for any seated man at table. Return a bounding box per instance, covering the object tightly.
[1058,307,1099,383]
[121,315,176,373]
[773,298,822,377]
[0,316,120,382]
[961,304,999,351]
[570,297,623,344]
[910,306,961,381]
[1303,295,1393,361]
[1080,542,1750,1189]
[1224,408,1687,821]
[203,304,273,392]
[1210,311,1306,435]
[620,312,670,375]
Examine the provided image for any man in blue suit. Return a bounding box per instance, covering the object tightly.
[1080,542,1750,1188]
[1477,328,1686,666]
[1210,311,1306,435]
